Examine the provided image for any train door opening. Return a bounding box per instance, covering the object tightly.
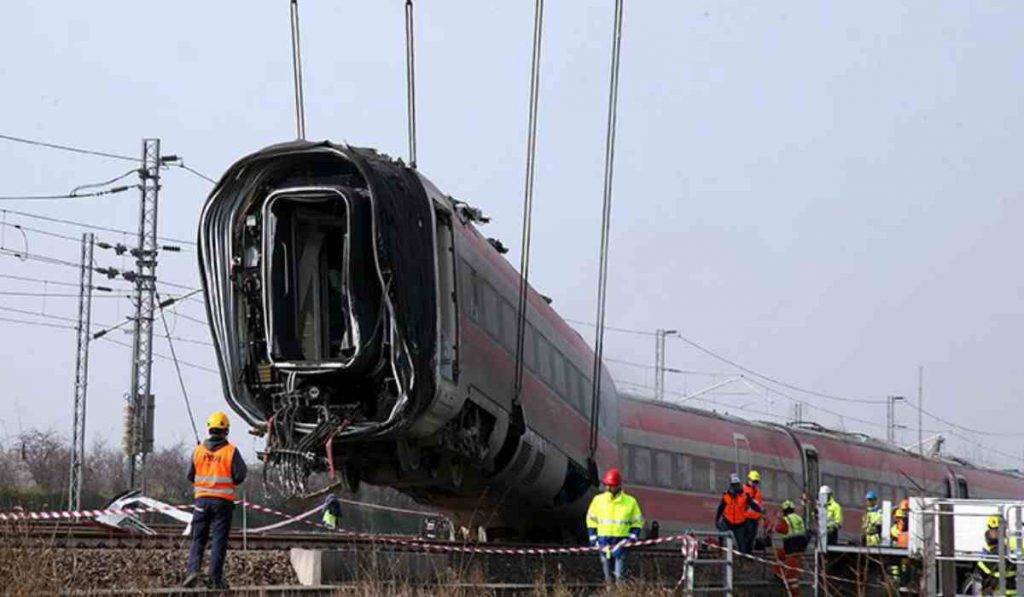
[435,211,459,381]
[956,476,969,498]
[733,433,751,475]
[263,191,356,364]
[803,446,820,524]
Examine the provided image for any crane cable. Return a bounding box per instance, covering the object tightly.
[587,0,625,482]
[404,0,418,169]
[510,0,545,438]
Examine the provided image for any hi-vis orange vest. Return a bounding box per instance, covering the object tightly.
[722,491,751,525]
[193,443,236,501]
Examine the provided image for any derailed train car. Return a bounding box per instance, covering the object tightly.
[198,141,618,539]
[200,140,1023,542]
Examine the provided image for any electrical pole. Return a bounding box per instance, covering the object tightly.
[887,395,906,445]
[125,139,160,491]
[67,233,94,511]
[793,402,803,424]
[653,329,677,400]
[918,366,925,494]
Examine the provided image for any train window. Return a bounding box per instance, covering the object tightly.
[654,451,673,487]
[577,373,589,415]
[537,335,554,386]
[692,457,710,493]
[501,298,517,352]
[552,351,569,400]
[632,447,652,485]
[480,282,502,342]
[714,459,732,492]
[675,454,692,490]
[564,364,579,411]
[524,324,538,372]
[957,477,969,499]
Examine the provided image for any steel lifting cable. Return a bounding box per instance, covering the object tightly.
[289,0,307,140]
[511,0,545,434]
[587,0,625,476]
[404,0,418,168]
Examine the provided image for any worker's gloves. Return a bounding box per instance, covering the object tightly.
[588,532,599,547]
[629,532,640,541]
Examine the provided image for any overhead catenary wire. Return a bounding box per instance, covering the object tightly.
[587,0,625,473]
[510,0,545,439]
[156,293,200,442]
[0,185,134,202]
[97,335,218,374]
[0,208,196,246]
[568,316,887,405]
[0,133,137,162]
[69,168,140,196]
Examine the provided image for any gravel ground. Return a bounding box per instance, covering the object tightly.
[0,546,297,592]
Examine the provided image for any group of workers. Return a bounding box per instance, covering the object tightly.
[177,412,1018,589]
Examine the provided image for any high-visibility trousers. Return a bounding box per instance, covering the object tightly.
[772,548,802,597]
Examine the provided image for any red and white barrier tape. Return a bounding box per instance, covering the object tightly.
[0,500,694,557]
[0,503,187,523]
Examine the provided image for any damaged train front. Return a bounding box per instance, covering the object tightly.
[197,142,436,495]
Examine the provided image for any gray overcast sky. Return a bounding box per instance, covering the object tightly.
[0,2,1021,468]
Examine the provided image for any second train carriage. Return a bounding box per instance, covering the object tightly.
[619,394,1024,539]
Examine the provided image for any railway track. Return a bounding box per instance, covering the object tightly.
[2,519,686,555]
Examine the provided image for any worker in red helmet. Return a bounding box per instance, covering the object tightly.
[586,467,644,584]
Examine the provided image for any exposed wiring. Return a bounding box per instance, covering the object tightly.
[0,132,137,162]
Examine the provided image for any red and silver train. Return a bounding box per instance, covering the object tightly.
[199,141,1023,540]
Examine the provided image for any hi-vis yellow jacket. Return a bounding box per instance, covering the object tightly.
[586,490,644,542]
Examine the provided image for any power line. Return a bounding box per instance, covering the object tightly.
[0,272,87,288]
[0,222,84,243]
[0,208,196,246]
[568,316,886,405]
[168,163,216,184]
[156,293,200,442]
[0,314,76,331]
[97,335,218,374]
[0,185,134,201]
[69,168,140,196]
[0,133,137,162]
[0,291,129,298]
[906,398,1024,439]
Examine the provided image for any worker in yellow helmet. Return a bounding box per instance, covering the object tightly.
[742,470,764,553]
[977,515,1018,594]
[183,411,247,590]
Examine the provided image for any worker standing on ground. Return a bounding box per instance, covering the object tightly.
[586,468,644,585]
[717,474,760,554]
[773,499,808,597]
[976,515,1018,594]
[183,411,247,590]
[820,485,843,544]
[322,494,342,530]
[861,491,883,546]
[743,470,764,553]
